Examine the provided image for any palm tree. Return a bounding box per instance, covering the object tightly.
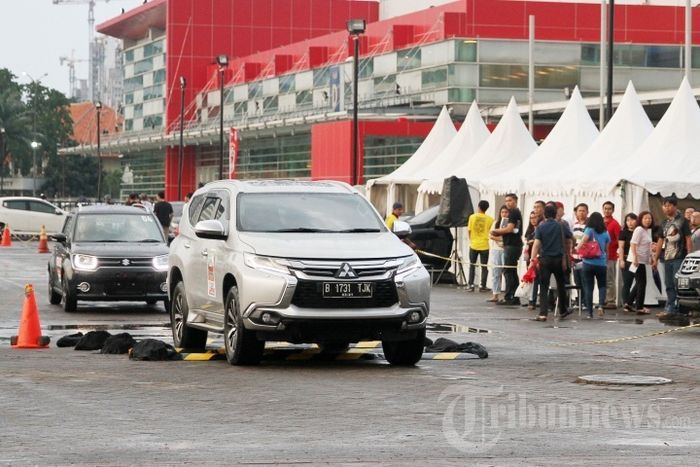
[0,86,32,179]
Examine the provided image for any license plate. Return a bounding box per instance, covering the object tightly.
[678,277,690,289]
[322,282,373,298]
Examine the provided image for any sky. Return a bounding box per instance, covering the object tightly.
[0,0,144,95]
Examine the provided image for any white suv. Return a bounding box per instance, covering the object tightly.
[168,180,430,366]
[0,197,66,235]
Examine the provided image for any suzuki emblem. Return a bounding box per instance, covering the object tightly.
[336,263,357,279]
[121,259,131,266]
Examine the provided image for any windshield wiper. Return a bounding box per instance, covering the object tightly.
[271,227,334,233]
[137,239,162,243]
[83,239,124,243]
[336,228,381,233]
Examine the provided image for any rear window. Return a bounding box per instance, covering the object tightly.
[73,213,164,243]
[237,193,384,233]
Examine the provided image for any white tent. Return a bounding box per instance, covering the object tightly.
[366,106,456,216]
[453,97,537,187]
[480,86,599,196]
[627,77,700,199]
[414,101,490,211]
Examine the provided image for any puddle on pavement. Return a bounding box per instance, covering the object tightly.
[45,323,170,331]
[427,322,491,334]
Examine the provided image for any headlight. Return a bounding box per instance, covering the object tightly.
[243,253,290,275]
[396,255,422,275]
[152,254,169,271]
[72,254,98,271]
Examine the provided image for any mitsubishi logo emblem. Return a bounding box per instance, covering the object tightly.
[336,263,357,279]
[121,259,131,266]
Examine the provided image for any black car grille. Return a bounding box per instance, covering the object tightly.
[97,257,154,267]
[291,280,398,309]
[680,258,700,274]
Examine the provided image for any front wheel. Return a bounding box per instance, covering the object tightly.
[62,277,77,312]
[171,281,207,350]
[224,286,264,366]
[382,329,425,366]
[49,277,62,305]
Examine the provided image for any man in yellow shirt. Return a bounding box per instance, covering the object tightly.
[385,202,404,231]
[467,200,494,292]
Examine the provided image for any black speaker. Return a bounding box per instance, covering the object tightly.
[436,176,474,227]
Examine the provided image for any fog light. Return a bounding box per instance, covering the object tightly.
[260,312,280,325]
[160,282,168,292]
[77,282,90,293]
[407,311,422,323]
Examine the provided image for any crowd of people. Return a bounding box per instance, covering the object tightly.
[123,191,178,238]
[465,195,700,322]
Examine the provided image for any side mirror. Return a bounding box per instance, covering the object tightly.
[392,220,412,238]
[51,233,67,244]
[55,209,63,215]
[194,219,227,240]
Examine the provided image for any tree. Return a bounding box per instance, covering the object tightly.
[0,70,31,182]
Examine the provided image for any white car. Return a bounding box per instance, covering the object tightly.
[0,197,67,235]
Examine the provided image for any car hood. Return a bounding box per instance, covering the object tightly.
[237,232,414,260]
[71,242,169,257]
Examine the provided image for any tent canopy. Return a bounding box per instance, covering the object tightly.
[416,101,490,195]
[627,78,700,198]
[481,87,599,195]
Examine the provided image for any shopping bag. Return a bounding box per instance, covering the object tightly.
[514,281,532,299]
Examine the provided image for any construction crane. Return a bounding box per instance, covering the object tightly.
[59,51,88,100]
[52,0,128,101]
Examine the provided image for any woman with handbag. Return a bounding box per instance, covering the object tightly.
[578,212,611,318]
[624,211,656,315]
[487,206,509,303]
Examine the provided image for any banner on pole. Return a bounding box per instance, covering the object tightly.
[329,66,344,112]
[228,127,239,179]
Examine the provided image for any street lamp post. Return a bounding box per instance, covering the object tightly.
[347,19,366,187]
[0,127,5,195]
[95,101,102,201]
[216,55,229,181]
[23,72,47,197]
[31,141,40,196]
[178,76,186,200]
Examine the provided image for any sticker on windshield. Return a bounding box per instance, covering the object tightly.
[141,216,154,223]
[207,256,216,298]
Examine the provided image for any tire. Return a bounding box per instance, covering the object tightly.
[171,281,207,350]
[48,277,62,305]
[224,286,264,366]
[62,277,77,313]
[382,329,426,366]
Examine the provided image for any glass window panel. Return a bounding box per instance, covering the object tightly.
[296,90,312,108]
[125,49,134,63]
[581,44,600,65]
[359,58,373,79]
[134,103,143,118]
[143,40,164,58]
[313,68,330,88]
[535,42,581,65]
[134,57,153,75]
[125,119,133,131]
[480,40,528,63]
[397,48,421,71]
[248,81,262,99]
[693,47,700,68]
[374,74,396,95]
[646,46,680,68]
[263,96,278,112]
[143,84,163,101]
[363,136,424,179]
[235,133,312,180]
[448,88,475,103]
[614,45,646,66]
[448,64,478,87]
[421,67,447,89]
[125,93,134,104]
[234,101,247,116]
[480,64,579,89]
[153,69,165,84]
[143,115,162,129]
[280,75,295,93]
[124,75,143,92]
[455,40,477,62]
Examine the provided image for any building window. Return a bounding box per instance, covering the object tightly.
[234,101,247,116]
[134,57,153,75]
[363,136,424,179]
[124,75,143,92]
[125,49,134,63]
[421,67,448,89]
[143,40,164,58]
[581,44,600,65]
[248,81,262,100]
[359,58,374,79]
[397,48,421,71]
[143,115,162,130]
[455,40,477,62]
[448,88,475,103]
[479,64,579,89]
[374,74,396,95]
[125,119,133,131]
[613,45,646,67]
[646,46,680,68]
[233,133,312,180]
[313,68,330,88]
[296,90,312,108]
[143,84,163,101]
[263,96,278,112]
[134,103,143,118]
[153,69,165,84]
[280,75,295,94]
[125,93,134,104]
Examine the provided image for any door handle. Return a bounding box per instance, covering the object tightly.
[201,249,208,257]
[183,242,191,249]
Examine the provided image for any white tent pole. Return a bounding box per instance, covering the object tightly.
[528,15,535,136]
[686,0,692,83]
[600,0,606,130]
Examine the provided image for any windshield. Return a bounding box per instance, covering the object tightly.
[171,202,184,218]
[237,193,385,233]
[74,213,165,243]
[408,205,439,225]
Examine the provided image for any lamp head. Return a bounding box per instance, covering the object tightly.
[216,54,229,67]
[347,19,366,35]
[179,76,186,88]
[95,101,102,110]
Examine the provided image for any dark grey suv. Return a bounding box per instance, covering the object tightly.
[675,251,700,310]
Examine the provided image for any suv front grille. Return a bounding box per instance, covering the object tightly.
[291,280,398,309]
[97,257,154,268]
[680,258,700,274]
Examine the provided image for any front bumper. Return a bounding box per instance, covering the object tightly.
[238,260,431,343]
[67,268,168,301]
[676,274,700,308]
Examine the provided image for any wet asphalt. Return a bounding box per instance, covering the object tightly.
[1,242,699,465]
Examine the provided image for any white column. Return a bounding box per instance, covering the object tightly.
[528,15,535,136]
[600,0,606,130]
[686,0,692,83]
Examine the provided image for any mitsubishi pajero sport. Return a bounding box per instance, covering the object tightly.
[167,180,430,366]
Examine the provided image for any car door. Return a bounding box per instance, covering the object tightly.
[179,193,206,310]
[54,214,75,289]
[2,199,30,232]
[26,200,64,234]
[191,194,225,315]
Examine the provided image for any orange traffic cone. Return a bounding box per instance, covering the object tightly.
[37,225,49,253]
[1,224,11,247]
[11,284,50,349]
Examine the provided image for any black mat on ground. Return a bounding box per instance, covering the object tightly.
[425,337,488,359]
[56,332,84,348]
[129,339,182,361]
[101,333,136,354]
[74,331,112,351]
